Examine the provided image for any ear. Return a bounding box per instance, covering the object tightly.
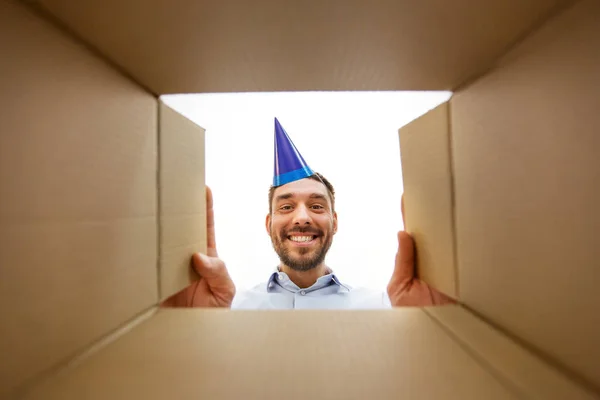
[265,213,271,235]
[332,211,338,235]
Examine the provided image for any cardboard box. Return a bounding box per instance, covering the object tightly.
[2,0,599,398]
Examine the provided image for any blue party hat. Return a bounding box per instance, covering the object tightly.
[273,118,314,187]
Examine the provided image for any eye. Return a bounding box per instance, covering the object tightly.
[279,205,293,211]
[311,204,325,210]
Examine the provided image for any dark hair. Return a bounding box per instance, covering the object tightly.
[268,173,336,214]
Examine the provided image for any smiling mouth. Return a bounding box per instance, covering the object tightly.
[288,235,318,243]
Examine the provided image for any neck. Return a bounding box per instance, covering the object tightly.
[279,263,330,289]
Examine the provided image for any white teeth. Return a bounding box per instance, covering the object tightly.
[290,236,313,242]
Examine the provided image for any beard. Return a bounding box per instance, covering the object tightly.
[270,225,333,272]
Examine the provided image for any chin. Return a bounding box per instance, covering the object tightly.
[295,247,314,256]
[287,263,319,272]
[282,252,321,272]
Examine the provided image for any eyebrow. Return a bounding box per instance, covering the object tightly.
[274,193,294,202]
[309,193,328,201]
[274,193,328,202]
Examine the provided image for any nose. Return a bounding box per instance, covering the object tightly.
[291,204,311,225]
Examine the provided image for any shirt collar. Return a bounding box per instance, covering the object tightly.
[266,268,351,293]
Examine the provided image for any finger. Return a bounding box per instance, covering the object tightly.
[392,231,416,285]
[192,253,233,289]
[206,186,218,257]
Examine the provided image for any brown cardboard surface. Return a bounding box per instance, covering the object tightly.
[0,1,158,396]
[399,103,457,298]
[158,100,206,300]
[425,306,598,399]
[451,0,600,389]
[34,0,570,94]
[4,0,600,398]
[23,307,518,399]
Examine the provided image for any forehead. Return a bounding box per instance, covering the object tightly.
[272,178,329,200]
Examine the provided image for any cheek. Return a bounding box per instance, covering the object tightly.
[270,217,286,235]
[316,215,335,232]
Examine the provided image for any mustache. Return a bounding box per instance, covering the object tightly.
[281,226,323,236]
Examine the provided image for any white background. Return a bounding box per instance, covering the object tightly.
[163,91,450,291]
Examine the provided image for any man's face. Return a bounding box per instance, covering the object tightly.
[266,178,338,272]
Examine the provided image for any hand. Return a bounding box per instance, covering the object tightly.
[161,186,236,308]
[386,195,455,307]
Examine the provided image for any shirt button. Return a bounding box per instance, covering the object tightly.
[300,290,306,296]
[278,273,283,280]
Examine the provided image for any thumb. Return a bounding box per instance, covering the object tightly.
[392,231,416,285]
[192,253,233,288]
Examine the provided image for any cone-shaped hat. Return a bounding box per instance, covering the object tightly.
[273,117,314,187]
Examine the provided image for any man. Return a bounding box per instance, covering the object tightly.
[162,119,454,309]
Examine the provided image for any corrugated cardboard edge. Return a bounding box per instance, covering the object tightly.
[399,102,458,298]
[14,307,158,398]
[447,100,460,299]
[423,306,599,399]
